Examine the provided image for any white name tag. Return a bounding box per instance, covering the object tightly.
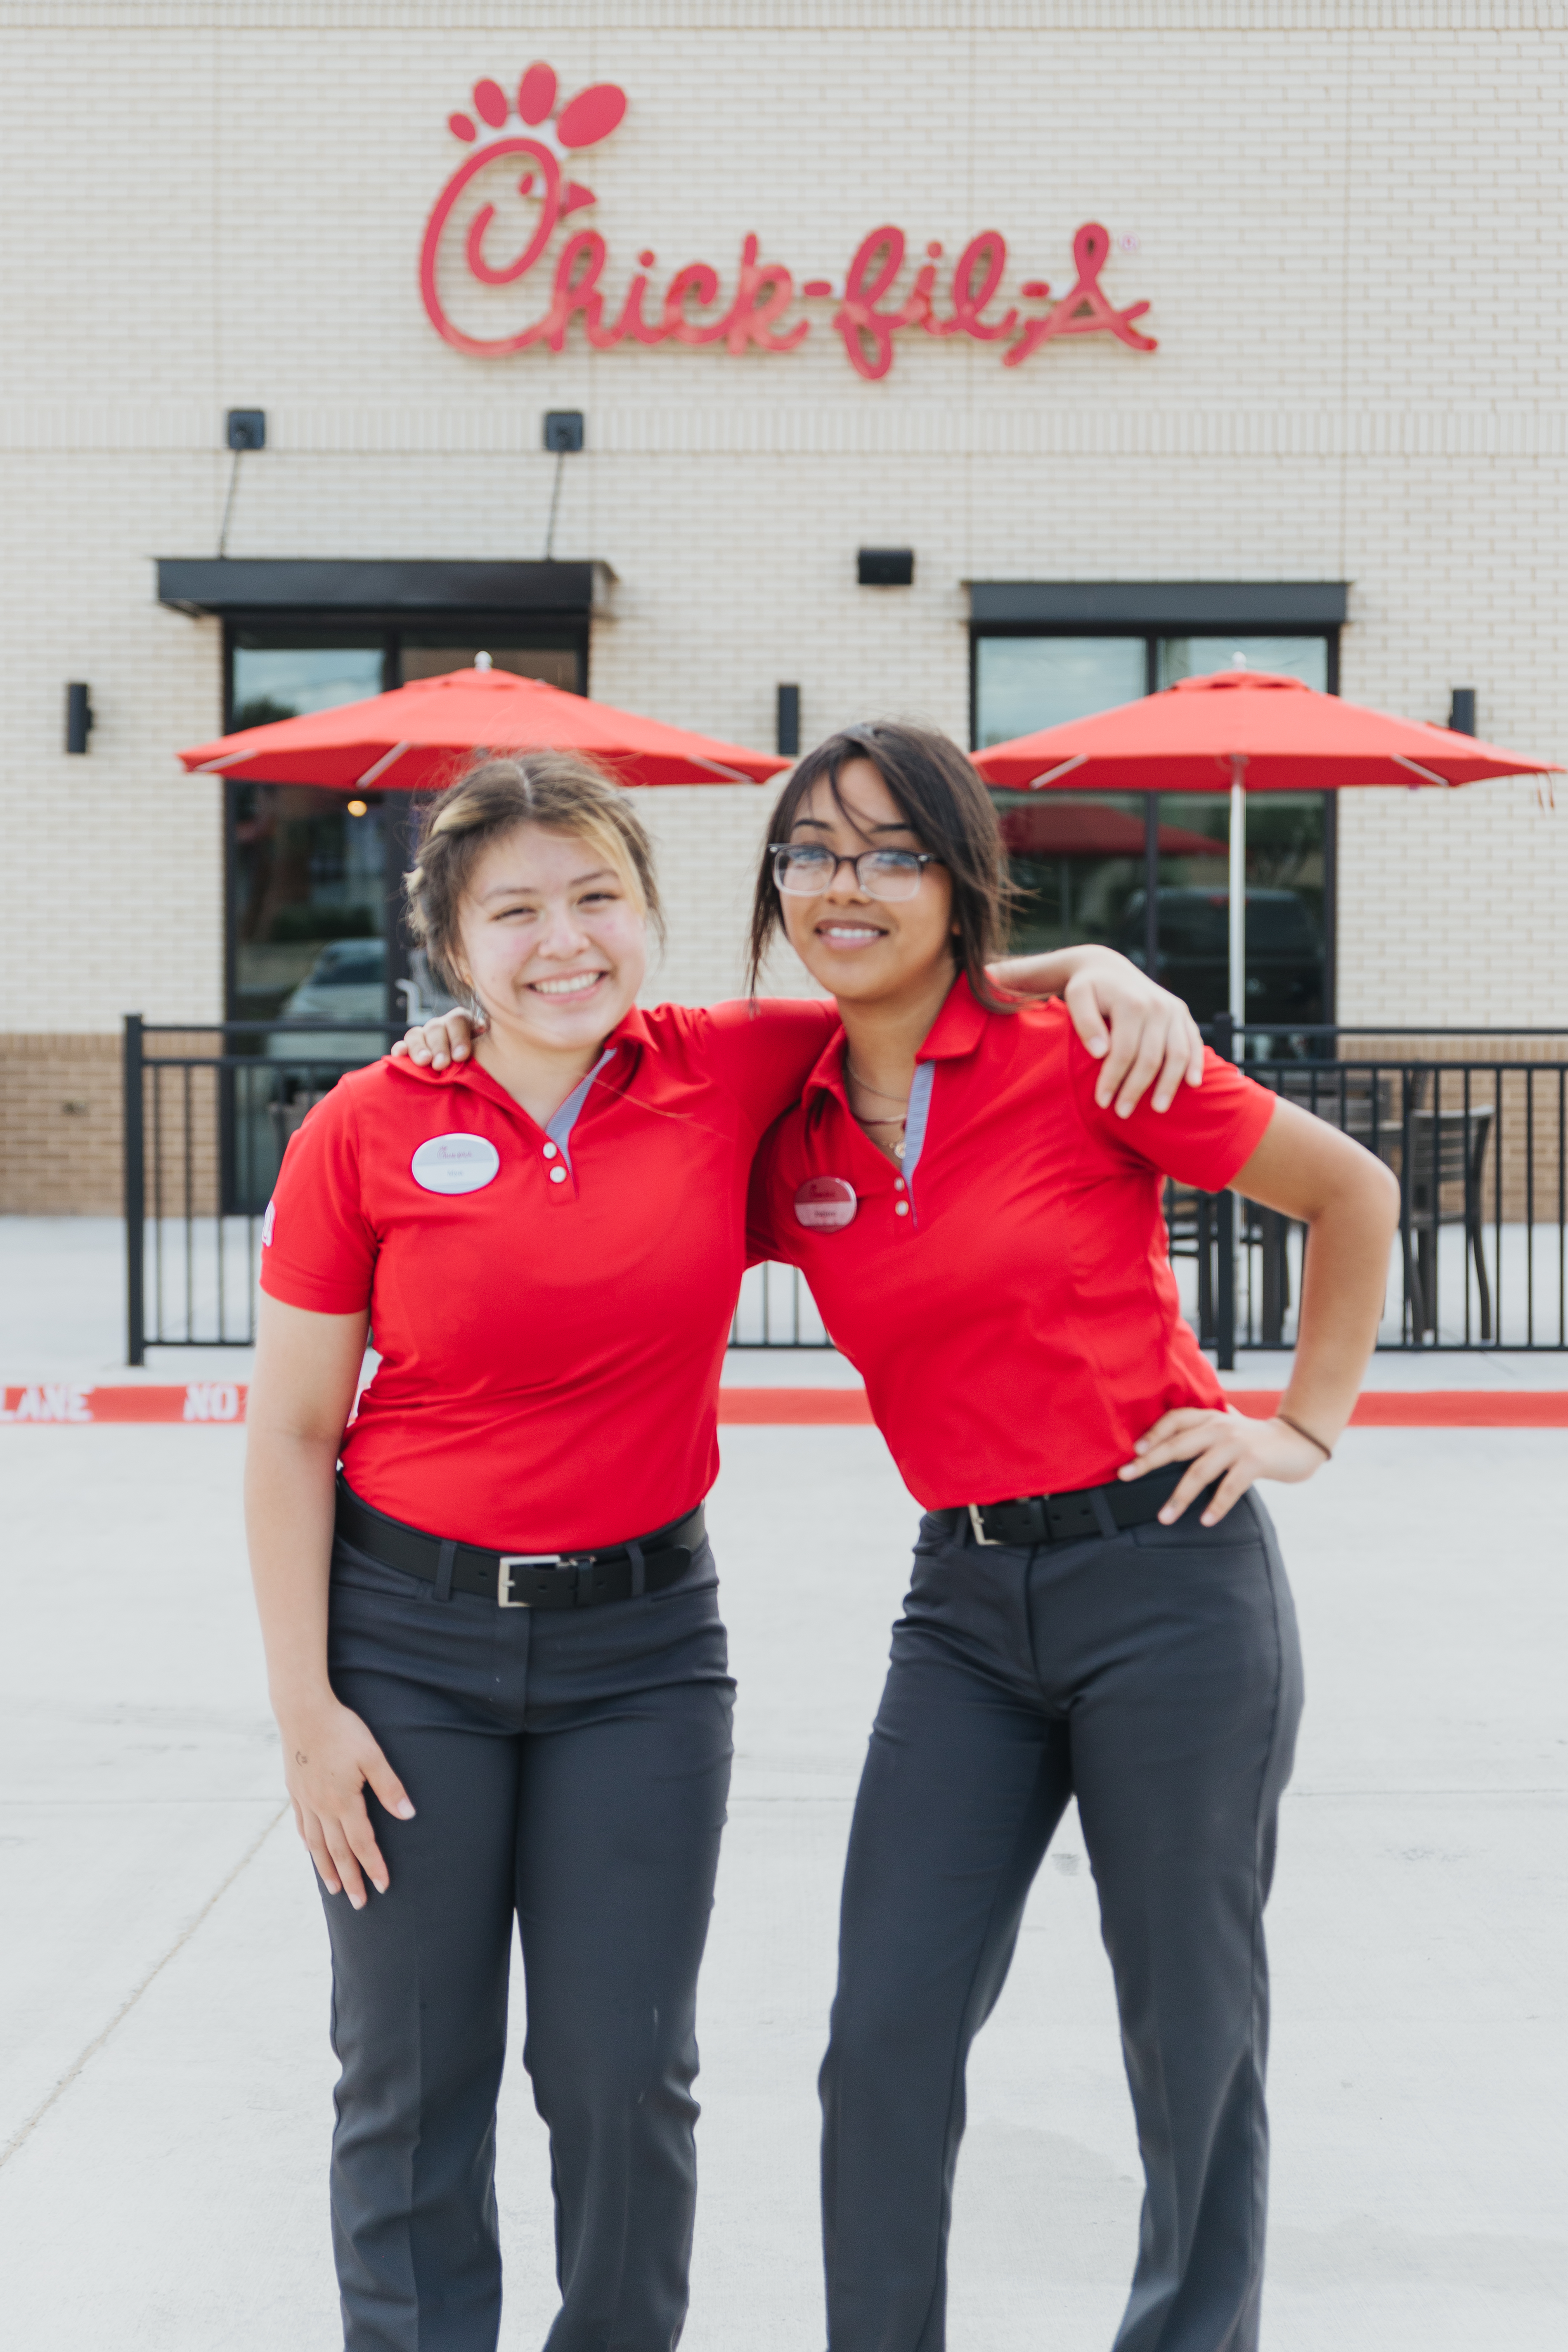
[411,1134,501,1195]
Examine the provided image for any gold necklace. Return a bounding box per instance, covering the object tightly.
[845,1064,908,1161]
[844,1058,910,1109]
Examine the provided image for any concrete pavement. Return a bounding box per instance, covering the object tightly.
[1,1408,1564,2348]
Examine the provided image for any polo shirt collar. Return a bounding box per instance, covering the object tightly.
[802,972,989,1106]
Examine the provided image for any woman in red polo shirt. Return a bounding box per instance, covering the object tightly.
[742,723,1400,2352]
[246,749,1204,2352]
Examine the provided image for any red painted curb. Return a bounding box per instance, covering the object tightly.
[718,1387,873,1424]
[4,1384,1564,1429]
[1228,1388,1568,1428]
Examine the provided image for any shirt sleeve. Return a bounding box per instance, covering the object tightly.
[1068,1035,1277,1192]
[258,1081,378,1314]
[651,997,840,1134]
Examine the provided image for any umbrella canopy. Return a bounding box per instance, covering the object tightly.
[178,663,790,790]
[974,668,1561,1029]
[972,669,1562,794]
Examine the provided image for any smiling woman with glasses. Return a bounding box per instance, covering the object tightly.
[744,718,1400,2352]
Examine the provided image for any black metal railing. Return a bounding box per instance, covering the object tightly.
[124,1015,399,1363]
[125,1015,1568,1368]
[1183,1018,1568,1363]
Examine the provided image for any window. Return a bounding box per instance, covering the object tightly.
[224,618,587,1026]
[972,620,1337,1040]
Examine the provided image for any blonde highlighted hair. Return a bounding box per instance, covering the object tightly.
[404,753,662,996]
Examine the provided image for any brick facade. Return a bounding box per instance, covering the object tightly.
[3,2,1565,1210]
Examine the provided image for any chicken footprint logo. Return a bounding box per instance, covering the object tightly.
[421,63,630,355]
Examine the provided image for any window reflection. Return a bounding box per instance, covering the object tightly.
[231,644,385,730]
[994,793,1147,956]
[1146,792,1327,1036]
[400,642,579,689]
[1157,637,1329,690]
[975,637,1145,745]
[232,786,389,1023]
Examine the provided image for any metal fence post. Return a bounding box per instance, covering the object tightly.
[1212,1011,1237,1369]
[123,1014,146,1365]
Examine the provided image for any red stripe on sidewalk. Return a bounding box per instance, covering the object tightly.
[1228,1388,1568,1428]
[718,1388,873,1424]
[2,1385,1564,1429]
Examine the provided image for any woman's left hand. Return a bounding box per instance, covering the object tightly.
[1061,948,1206,1117]
[1118,1406,1328,1526]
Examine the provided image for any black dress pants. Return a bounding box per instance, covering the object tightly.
[821,1492,1304,2352]
[320,1529,735,2352]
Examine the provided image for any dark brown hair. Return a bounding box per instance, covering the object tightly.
[404,752,662,997]
[747,720,1016,1007]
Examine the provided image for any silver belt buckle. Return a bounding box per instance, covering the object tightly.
[497,1552,563,1607]
[967,1505,1003,1548]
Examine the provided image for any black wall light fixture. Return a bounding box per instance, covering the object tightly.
[65,682,94,754]
[1448,687,1477,737]
[219,409,266,557]
[776,684,801,758]
[858,549,915,587]
[542,411,586,559]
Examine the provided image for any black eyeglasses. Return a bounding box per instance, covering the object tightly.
[769,844,941,903]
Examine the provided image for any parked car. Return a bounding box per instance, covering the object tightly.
[1116,888,1325,1031]
[264,937,390,1070]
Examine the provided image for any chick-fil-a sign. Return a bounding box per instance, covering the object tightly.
[420,63,1156,380]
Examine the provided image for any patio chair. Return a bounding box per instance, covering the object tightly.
[1400,1105,1495,1340]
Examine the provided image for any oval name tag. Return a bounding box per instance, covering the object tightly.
[411,1133,501,1196]
[794,1175,858,1231]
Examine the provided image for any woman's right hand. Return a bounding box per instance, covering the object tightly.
[277,1693,415,1908]
[389,1009,483,1068]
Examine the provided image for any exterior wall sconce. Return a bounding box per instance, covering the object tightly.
[219,409,266,557]
[65,682,94,754]
[858,548,915,587]
[1448,687,1476,736]
[542,411,585,558]
[776,684,801,757]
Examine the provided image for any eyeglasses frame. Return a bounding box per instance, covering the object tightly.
[767,844,944,901]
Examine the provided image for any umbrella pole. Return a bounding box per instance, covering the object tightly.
[1226,755,1248,1039]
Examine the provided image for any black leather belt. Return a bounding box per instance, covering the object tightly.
[335,1479,705,1609]
[942,1461,1205,1550]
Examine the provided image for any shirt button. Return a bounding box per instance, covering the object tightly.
[549,1166,568,1185]
[894,1178,905,1191]
[543,1142,558,1159]
[894,1200,910,1217]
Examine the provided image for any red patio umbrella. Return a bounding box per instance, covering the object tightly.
[974,669,1561,1025]
[178,660,789,790]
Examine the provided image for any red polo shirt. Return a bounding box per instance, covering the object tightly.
[747,978,1277,1507]
[260,998,837,1551]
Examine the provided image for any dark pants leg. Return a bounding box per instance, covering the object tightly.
[321,1540,733,2352]
[821,1494,1303,2352]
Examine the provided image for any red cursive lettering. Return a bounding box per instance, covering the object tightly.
[662,262,728,344]
[720,234,808,355]
[933,232,1017,342]
[835,228,927,381]
[539,230,622,350]
[1004,222,1156,367]
[421,138,563,353]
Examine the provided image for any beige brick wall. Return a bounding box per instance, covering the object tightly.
[2,0,1565,1046]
